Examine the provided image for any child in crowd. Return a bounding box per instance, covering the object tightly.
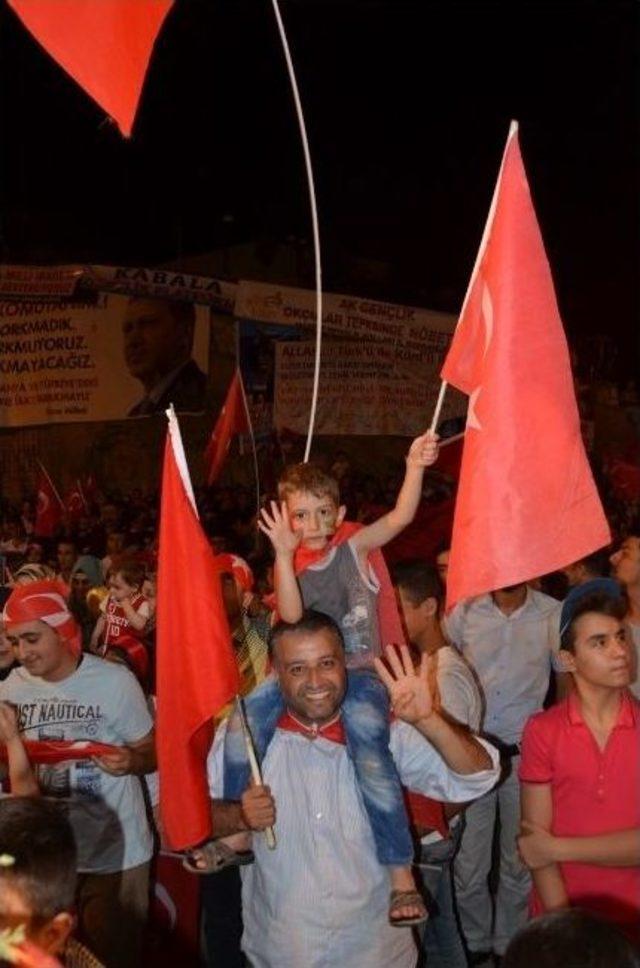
[90,559,150,684]
[218,431,439,927]
[0,797,103,966]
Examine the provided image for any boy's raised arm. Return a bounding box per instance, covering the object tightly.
[258,501,304,623]
[352,430,439,557]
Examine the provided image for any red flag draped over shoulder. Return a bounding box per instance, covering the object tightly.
[441,123,610,611]
[204,369,250,485]
[157,409,240,851]
[7,0,173,136]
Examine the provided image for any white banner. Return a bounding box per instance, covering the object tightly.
[237,280,466,435]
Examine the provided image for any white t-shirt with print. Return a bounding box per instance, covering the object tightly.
[0,653,154,873]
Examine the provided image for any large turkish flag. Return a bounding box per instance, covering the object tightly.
[441,123,610,610]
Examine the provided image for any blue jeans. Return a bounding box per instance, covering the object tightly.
[223,670,413,865]
[417,822,467,968]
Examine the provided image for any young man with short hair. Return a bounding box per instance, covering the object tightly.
[393,559,483,968]
[0,580,156,968]
[518,592,640,945]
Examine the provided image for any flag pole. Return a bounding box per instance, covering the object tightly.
[235,696,276,850]
[270,0,323,464]
[428,120,520,434]
[36,459,64,508]
[236,367,261,524]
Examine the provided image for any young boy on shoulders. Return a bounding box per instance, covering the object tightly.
[218,431,439,927]
[518,591,640,945]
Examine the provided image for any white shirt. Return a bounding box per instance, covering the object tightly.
[445,588,561,744]
[435,645,483,732]
[0,654,154,873]
[207,719,499,968]
[627,621,640,699]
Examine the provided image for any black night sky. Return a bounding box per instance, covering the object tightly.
[0,0,638,367]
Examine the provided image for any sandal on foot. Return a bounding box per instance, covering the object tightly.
[182,840,255,875]
[388,889,428,927]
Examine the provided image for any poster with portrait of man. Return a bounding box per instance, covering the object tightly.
[0,289,211,426]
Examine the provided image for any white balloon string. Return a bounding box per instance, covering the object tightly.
[270,0,323,463]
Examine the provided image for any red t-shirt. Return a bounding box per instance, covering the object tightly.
[104,593,149,646]
[519,691,640,941]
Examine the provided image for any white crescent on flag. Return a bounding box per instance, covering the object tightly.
[466,279,494,432]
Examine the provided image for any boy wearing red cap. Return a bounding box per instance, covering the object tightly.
[0,580,156,968]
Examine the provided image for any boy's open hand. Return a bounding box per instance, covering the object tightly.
[258,501,302,556]
[407,430,439,468]
[374,645,435,725]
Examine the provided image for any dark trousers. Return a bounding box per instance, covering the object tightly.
[201,865,244,968]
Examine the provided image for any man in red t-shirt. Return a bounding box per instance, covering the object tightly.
[518,591,640,944]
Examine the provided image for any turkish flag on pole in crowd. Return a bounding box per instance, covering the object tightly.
[64,480,87,523]
[7,0,173,137]
[157,408,240,850]
[34,466,63,538]
[441,122,610,611]
[204,370,250,485]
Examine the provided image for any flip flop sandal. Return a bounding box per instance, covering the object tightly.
[182,840,255,875]
[388,889,429,928]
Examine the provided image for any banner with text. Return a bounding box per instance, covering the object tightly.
[236,280,466,436]
[0,291,210,426]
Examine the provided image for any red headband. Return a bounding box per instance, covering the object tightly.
[2,579,82,657]
[214,554,254,593]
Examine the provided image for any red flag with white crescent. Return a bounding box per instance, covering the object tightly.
[34,468,63,538]
[204,370,250,485]
[441,123,610,610]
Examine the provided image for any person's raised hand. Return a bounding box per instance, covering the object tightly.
[374,645,435,725]
[241,783,276,831]
[407,430,439,468]
[257,501,301,556]
[0,702,19,743]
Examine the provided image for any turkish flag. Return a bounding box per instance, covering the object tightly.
[64,480,87,522]
[83,473,99,503]
[204,370,250,485]
[34,469,63,538]
[7,0,173,137]
[157,410,240,850]
[441,123,610,610]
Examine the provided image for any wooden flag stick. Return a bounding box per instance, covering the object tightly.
[235,696,276,850]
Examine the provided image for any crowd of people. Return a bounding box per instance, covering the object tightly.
[0,433,639,968]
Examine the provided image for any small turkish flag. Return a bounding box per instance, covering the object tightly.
[64,480,88,522]
[34,468,63,538]
[7,0,173,137]
[204,370,250,485]
[441,122,610,610]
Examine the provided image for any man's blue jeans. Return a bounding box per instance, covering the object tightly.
[416,821,467,968]
[223,670,413,865]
